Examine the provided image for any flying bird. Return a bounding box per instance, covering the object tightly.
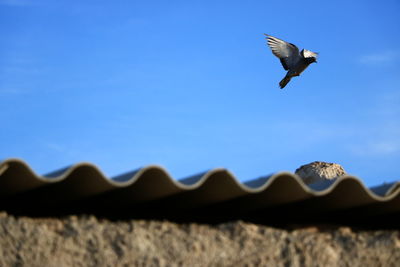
[264,34,318,89]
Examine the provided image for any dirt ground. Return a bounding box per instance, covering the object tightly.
[0,212,399,267]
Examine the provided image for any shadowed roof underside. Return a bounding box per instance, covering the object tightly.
[0,159,399,226]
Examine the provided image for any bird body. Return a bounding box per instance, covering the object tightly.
[264,34,318,89]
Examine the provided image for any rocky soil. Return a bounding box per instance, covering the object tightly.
[0,212,399,267]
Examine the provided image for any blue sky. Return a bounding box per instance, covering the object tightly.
[1,0,399,186]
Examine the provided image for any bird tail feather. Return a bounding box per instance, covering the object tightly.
[279,75,291,89]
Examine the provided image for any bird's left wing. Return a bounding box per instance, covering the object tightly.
[264,34,300,70]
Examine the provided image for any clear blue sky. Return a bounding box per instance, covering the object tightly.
[1,0,399,186]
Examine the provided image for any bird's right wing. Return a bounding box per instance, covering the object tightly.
[264,34,300,70]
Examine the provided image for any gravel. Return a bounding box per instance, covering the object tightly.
[0,212,399,266]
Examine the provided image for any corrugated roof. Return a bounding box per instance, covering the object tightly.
[1,158,399,226]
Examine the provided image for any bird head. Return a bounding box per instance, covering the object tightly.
[301,49,318,64]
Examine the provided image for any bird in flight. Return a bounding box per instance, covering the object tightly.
[264,34,318,89]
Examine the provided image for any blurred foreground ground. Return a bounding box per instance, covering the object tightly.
[0,212,399,266]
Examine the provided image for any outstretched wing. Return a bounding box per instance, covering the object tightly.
[264,34,300,70]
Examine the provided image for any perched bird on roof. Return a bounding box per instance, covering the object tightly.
[264,34,318,89]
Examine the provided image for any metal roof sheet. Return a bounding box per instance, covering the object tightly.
[1,158,399,225]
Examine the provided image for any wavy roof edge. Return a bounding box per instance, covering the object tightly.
[1,158,399,201]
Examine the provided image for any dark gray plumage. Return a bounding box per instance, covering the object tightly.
[264,34,318,89]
